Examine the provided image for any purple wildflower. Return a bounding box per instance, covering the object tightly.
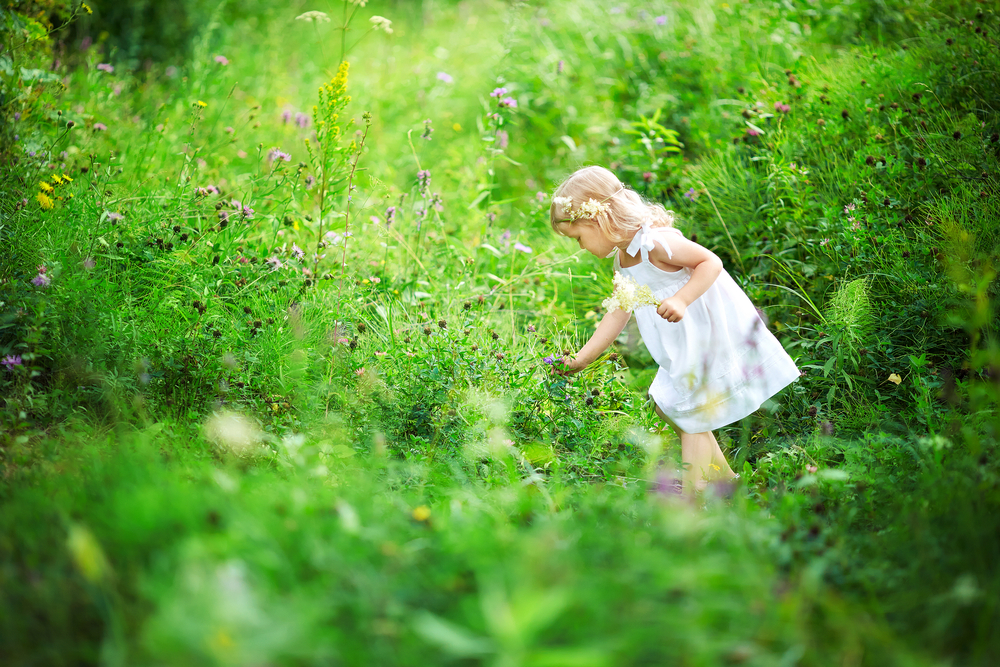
[535,191,546,203]
[218,210,229,223]
[437,72,454,84]
[96,63,114,73]
[683,187,696,199]
[746,127,762,137]
[107,212,124,222]
[268,148,291,163]
[292,243,305,260]
[267,256,283,270]
[557,60,564,74]
[651,469,683,497]
[500,229,511,245]
[32,273,51,287]
[94,122,107,131]
[206,184,219,194]
[499,97,517,108]
[844,203,856,213]
[417,169,431,182]
[775,102,791,113]
[281,110,292,124]
[543,355,555,365]
[214,55,229,66]
[654,15,667,25]
[241,205,254,219]
[294,112,310,128]
[14,112,21,121]
[305,175,315,190]
[385,206,396,226]
[527,324,536,332]
[514,241,533,254]
[2,355,22,369]
[498,130,509,149]
[490,87,508,98]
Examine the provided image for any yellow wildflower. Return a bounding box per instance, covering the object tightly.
[292,220,300,231]
[196,100,207,108]
[61,173,73,182]
[37,192,54,209]
[51,174,64,185]
[81,3,92,14]
[453,123,462,131]
[412,505,431,522]
[39,181,53,192]
[887,373,902,385]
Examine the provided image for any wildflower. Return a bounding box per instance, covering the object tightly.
[820,238,829,246]
[96,63,114,73]
[225,126,234,134]
[683,187,696,199]
[500,229,511,245]
[642,171,653,182]
[412,505,431,521]
[81,3,92,14]
[268,148,292,163]
[513,241,532,254]
[557,60,564,74]
[355,368,365,376]
[196,100,207,108]
[37,192,54,209]
[603,272,659,312]
[292,244,305,260]
[305,174,315,189]
[843,203,856,213]
[543,355,554,364]
[32,272,51,287]
[775,102,790,113]
[655,15,667,25]
[746,127,762,137]
[93,122,107,131]
[39,181,53,192]
[83,257,96,270]
[214,55,229,66]
[490,87,508,98]
[267,256,283,270]
[2,354,22,369]
[437,72,454,84]
[385,206,395,226]
[370,16,393,33]
[338,338,350,345]
[281,110,292,124]
[242,205,254,219]
[499,97,518,108]
[887,373,902,385]
[806,465,818,473]
[498,130,509,149]
[527,324,536,332]
[295,112,310,128]
[295,11,330,22]
[535,191,546,203]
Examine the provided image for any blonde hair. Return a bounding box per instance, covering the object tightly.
[549,165,676,244]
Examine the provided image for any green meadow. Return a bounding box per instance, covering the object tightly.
[1,0,999,664]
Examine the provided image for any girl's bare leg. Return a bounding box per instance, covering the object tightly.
[655,405,737,495]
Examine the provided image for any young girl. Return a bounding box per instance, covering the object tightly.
[550,165,800,495]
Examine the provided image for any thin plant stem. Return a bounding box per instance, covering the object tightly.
[338,119,372,300]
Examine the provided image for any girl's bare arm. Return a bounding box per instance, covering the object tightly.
[562,308,632,373]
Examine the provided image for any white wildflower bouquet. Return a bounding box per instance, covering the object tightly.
[602,272,660,312]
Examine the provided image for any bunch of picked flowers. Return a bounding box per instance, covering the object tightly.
[602,272,659,312]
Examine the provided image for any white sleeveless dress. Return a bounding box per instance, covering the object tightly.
[614,223,800,433]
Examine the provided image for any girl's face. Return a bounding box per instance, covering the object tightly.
[558,220,618,258]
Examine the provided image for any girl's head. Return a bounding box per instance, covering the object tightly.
[549,165,676,253]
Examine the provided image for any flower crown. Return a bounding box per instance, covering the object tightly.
[553,186,624,222]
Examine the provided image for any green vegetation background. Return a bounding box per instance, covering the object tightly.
[1,0,999,664]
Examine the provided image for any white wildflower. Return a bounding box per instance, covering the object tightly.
[203,410,265,457]
[579,197,610,219]
[349,0,368,5]
[553,195,573,214]
[370,15,393,33]
[296,11,330,22]
[602,272,659,313]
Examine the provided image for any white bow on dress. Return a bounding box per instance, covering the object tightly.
[625,219,673,262]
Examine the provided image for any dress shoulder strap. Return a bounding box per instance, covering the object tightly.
[625,222,681,263]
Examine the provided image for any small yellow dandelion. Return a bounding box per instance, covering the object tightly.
[39,181,53,192]
[292,220,300,231]
[51,174,64,185]
[37,192,54,209]
[196,100,207,108]
[709,463,721,471]
[61,173,73,182]
[412,505,431,522]
[81,3,92,14]
[452,122,462,131]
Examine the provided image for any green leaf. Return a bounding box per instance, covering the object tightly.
[412,611,493,657]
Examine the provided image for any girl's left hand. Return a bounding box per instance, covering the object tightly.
[657,297,686,323]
